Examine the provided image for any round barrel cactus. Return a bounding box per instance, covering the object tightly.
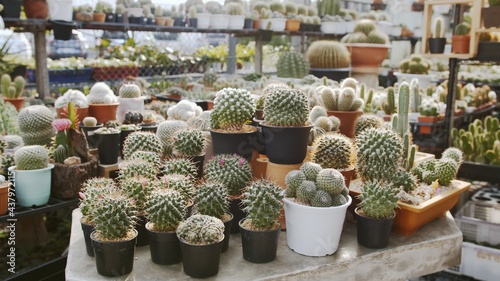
[264,88,309,127]
[277,51,310,79]
[311,132,355,170]
[13,145,49,170]
[210,88,255,131]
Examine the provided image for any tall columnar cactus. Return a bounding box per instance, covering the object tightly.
[91,191,136,240]
[129,150,162,170]
[311,132,355,170]
[392,82,417,171]
[241,179,284,230]
[146,189,186,232]
[1,74,11,97]
[121,177,158,212]
[13,145,49,170]
[264,88,309,127]
[306,41,351,69]
[122,131,163,160]
[176,214,225,245]
[119,160,159,180]
[309,105,328,123]
[299,161,322,181]
[410,78,422,113]
[277,51,310,79]
[210,88,255,131]
[354,114,383,137]
[204,154,252,196]
[382,87,396,115]
[162,158,198,180]
[119,83,142,98]
[195,181,229,219]
[156,120,189,156]
[17,105,55,146]
[356,128,403,183]
[358,181,398,219]
[173,129,206,157]
[161,173,196,203]
[432,17,444,38]
[79,177,116,223]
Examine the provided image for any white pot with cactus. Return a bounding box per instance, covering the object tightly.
[225,2,245,30]
[47,0,73,21]
[206,0,228,29]
[117,83,145,123]
[86,82,119,124]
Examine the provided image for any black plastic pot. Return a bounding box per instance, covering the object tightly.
[91,230,137,277]
[179,237,223,278]
[81,220,95,257]
[428,38,446,54]
[96,132,120,165]
[119,129,138,158]
[244,18,253,29]
[138,123,158,133]
[189,18,197,28]
[146,223,182,265]
[482,7,500,28]
[128,16,142,24]
[355,207,394,249]
[239,219,280,263]
[261,30,273,42]
[173,17,185,27]
[105,13,115,23]
[260,123,312,164]
[135,215,149,247]
[210,129,258,162]
[80,123,104,149]
[229,197,246,234]
[310,68,351,82]
[115,13,124,23]
[147,17,156,25]
[52,20,76,41]
[222,213,234,253]
[0,0,22,18]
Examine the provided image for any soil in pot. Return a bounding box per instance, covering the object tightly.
[355,207,395,248]
[91,230,137,277]
[146,222,182,265]
[179,237,223,278]
[239,219,281,263]
[428,38,446,54]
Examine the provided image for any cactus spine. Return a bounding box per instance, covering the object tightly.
[91,191,136,240]
[241,179,284,230]
[17,105,55,146]
[176,214,225,245]
[310,132,355,170]
[382,87,396,115]
[173,129,206,157]
[210,88,255,131]
[14,145,49,170]
[204,154,252,196]
[277,51,310,79]
[264,88,310,127]
[306,41,351,69]
[195,181,229,219]
[358,181,398,219]
[146,189,186,232]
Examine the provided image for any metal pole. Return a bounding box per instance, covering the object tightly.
[254,35,263,74]
[227,35,237,74]
[34,25,49,99]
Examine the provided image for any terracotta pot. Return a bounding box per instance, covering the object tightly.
[88,103,119,125]
[417,115,443,135]
[345,43,391,68]
[23,0,48,19]
[3,97,25,111]
[326,110,362,138]
[55,107,89,124]
[340,167,355,188]
[93,12,106,22]
[253,19,260,29]
[265,161,302,189]
[165,18,174,27]
[286,19,300,31]
[482,7,500,28]
[451,35,470,54]
[0,183,9,216]
[155,17,166,26]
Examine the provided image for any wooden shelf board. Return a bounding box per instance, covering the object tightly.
[421,53,472,59]
[476,27,500,33]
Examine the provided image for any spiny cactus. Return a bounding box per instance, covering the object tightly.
[311,189,333,207]
[300,161,322,181]
[311,132,355,170]
[338,87,357,111]
[1,74,11,97]
[411,159,438,185]
[119,83,142,98]
[53,144,69,164]
[358,181,398,219]
[160,173,195,203]
[284,170,306,198]
[399,55,431,75]
[162,158,198,180]
[314,116,333,132]
[306,41,351,69]
[173,129,206,157]
[356,128,403,183]
[0,99,20,135]
[1,75,24,98]
[86,82,118,104]
[342,32,368,43]
[79,177,117,223]
[367,29,389,44]
[3,135,23,149]
[309,105,328,123]
[277,51,310,79]
[121,177,158,212]
[340,78,358,91]
[321,88,339,111]
[315,168,346,197]
[14,145,49,170]
[432,17,444,38]
[454,22,470,35]
[146,189,186,232]
[195,181,229,219]
[156,120,189,156]
[119,160,159,180]
[441,147,464,165]
[122,131,162,160]
[355,114,383,137]
[296,180,317,204]
[129,150,162,170]
[436,158,459,186]
[17,105,55,146]
[0,153,14,175]
[91,191,136,240]
[176,214,225,245]
[418,99,439,116]
[382,87,396,115]
[210,88,255,131]
[264,88,309,127]
[241,179,283,230]
[353,19,376,35]
[204,154,252,196]
[203,69,217,88]
[391,169,417,192]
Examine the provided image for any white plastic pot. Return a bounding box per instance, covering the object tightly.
[117,97,145,123]
[393,72,433,89]
[197,13,211,29]
[228,15,244,30]
[321,22,346,34]
[8,164,54,207]
[210,14,229,29]
[48,0,73,21]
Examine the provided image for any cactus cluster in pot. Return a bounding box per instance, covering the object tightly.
[162,158,198,180]
[172,129,206,157]
[342,19,389,44]
[398,55,431,75]
[210,88,255,132]
[176,214,225,245]
[310,132,355,170]
[55,89,89,109]
[13,145,49,170]
[411,147,463,186]
[320,78,364,112]
[418,98,440,117]
[119,83,142,98]
[86,82,118,104]
[202,69,217,88]
[241,179,283,230]
[204,154,252,196]
[263,88,309,127]
[276,51,310,79]
[146,189,186,232]
[1,74,25,99]
[122,131,163,160]
[17,105,55,146]
[79,177,117,224]
[156,120,189,156]
[357,181,398,219]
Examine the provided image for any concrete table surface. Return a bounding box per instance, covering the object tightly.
[66,208,462,281]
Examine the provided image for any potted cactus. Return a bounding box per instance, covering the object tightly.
[17,105,55,146]
[86,82,119,124]
[93,127,121,165]
[8,145,54,207]
[80,116,103,149]
[115,4,125,23]
[93,1,106,22]
[394,54,433,89]
[54,89,89,123]
[209,87,257,161]
[355,181,398,248]
[282,162,351,256]
[206,0,228,29]
[146,188,186,265]
[276,51,310,78]
[428,16,446,54]
[176,214,225,278]
[90,190,137,277]
[306,40,351,81]
[160,173,196,217]
[452,21,471,54]
[172,129,207,179]
[1,74,25,111]
[117,83,145,123]
[155,120,189,157]
[225,2,244,30]
[122,130,162,160]
[239,179,283,263]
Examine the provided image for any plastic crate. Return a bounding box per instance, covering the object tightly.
[455,201,500,245]
[460,242,500,281]
[472,186,500,208]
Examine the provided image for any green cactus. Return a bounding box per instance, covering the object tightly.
[391,169,417,192]
[203,69,217,88]
[210,88,255,131]
[454,22,470,35]
[0,99,20,135]
[119,83,142,98]
[129,150,162,171]
[264,88,310,127]
[358,181,398,219]
[311,189,333,207]
[1,74,11,97]
[300,161,322,181]
[162,158,198,180]
[79,177,117,223]
[14,145,49,170]
[366,29,389,44]
[382,87,396,115]
[146,189,186,232]
[399,55,431,75]
[277,51,310,79]
[411,159,438,185]
[156,120,189,156]
[119,160,159,180]
[356,128,403,183]
[315,168,346,198]
[53,144,69,164]
[172,129,206,157]
[354,114,383,137]
[0,153,14,176]
[306,41,351,69]
[91,191,136,240]
[296,180,317,204]
[161,173,195,203]
[17,105,55,146]
[241,179,283,230]
[418,99,439,116]
[353,19,376,35]
[321,87,339,111]
[309,105,328,123]
[195,181,229,219]
[122,131,162,160]
[121,177,158,212]
[176,214,225,245]
[342,32,369,43]
[441,147,464,165]
[284,170,307,198]
[204,154,252,196]
[314,116,333,133]
[0,138,5,154]
[436,158,459,186]
[433,17,444,38]
[410,78,422,113]
[338,87,356,111]
[311,132,355,170]
[332,193,348,206]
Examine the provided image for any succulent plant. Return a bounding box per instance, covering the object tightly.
[441,147,464,165]
[353,19,376,35]
[284,170,306,198]
[119,83,142,98]
[122,131,162,160]
[356,128,403,183]
[342,32,368,43]
[382,87,396,115]
[0,99,20,135]
[418,99,440,117]
[264,88,309,127]
[17,105,55,146]
[367,29,389,44]
[354,114,383,137]
[119,159,159,180]
[296,180,317,204]
[314,116,333,133]
[13,145,49,170]
[306,41,351,69]
[277,51,310,79]
[3,135,23,149]
[210,88,255,131]
[311,189,333,207]
[436,158,459,186]
[321,86,364,112]
[172,129,206,157]
[311,132,355,170]
[241,179,283,230]
[79,177,117,223]
[91,191,136,240]
[454,22,470,35]
[156,120,189,156]
[300,161,322,181]
[203,69,217,88]
[54,89,89,109]
[146,189,186,232]
[204,154,252,196]
[357,181,398,219]
[315,168,346,197]
[86,82,118,104]
[160,173,195,203]
[162,158,198,180]
[432,16,445,38]
[309,105,328,123]
[195,181,229,219]
[82,117,98,127]
[1,75,24,98]
[398,55,431,75]
[391,169,417,192]
[411,159,438,185]
[129,150,162,171]
[121,176,158,212]
[176,214,225,245]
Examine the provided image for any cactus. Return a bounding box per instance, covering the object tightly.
[241,179,283,230]
[321,88,339,111]
[160,173,195,202]
[172,129,206,157]
[399,55,432,75]
[356,128,403,183]
[436,158,459,186]
[91,191,136,240]
[284,170,306,198]
[195,181,229,219]
[146,189,186,232]
[0,153,14,176]
[210,88,255,131]
[204,154,252,196]
[354,114,383,137]
[342,32,369,43]
[418,99,440,116]
[1,74,11,97]
[358,181,398,219]
[176,214,225,245]
[315,168,346,197]
[316,0,340,17]
[13,145,49,170]
[79,177,116,223]
[311,132,355,170]
[410,78,422,113]
[366,29,389,44]
[338,87,356,111]
[311,189,333,207]
[391,169,417,192]
[0,99,20,135]
[277,51,310,79]
[82,117,97,127]
[86,82,118,104]
[119,83,142,98]
[309,105,328,123]
[129,150,162,170]
[119,159,159,180]
[314,116,333,133]
[156,120,189,156]
[454,22,470,35]
[306,41,351,69]
[382,87,396,115]
[353,19,376,35]
[441,147,464,165]
[2,135,23,149]
[17,105,55,146]
[162,158,198,180]
[53,144,69,164]
[432,16,444,38]
[264,88,309,127]
[411,159,438,185]
[203,69,217,88]
[121,177,158,212]
[296,180,317,204]
[122,131,162,160]
[300,161,322,181]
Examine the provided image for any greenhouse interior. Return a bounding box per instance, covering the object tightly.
[0,0,499,280]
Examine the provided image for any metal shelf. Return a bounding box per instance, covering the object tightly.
[0,197,79,222]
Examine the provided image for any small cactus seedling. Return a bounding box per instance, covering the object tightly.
[241,179,284,230]
[176,214,225,245]
[357,181,398,219]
